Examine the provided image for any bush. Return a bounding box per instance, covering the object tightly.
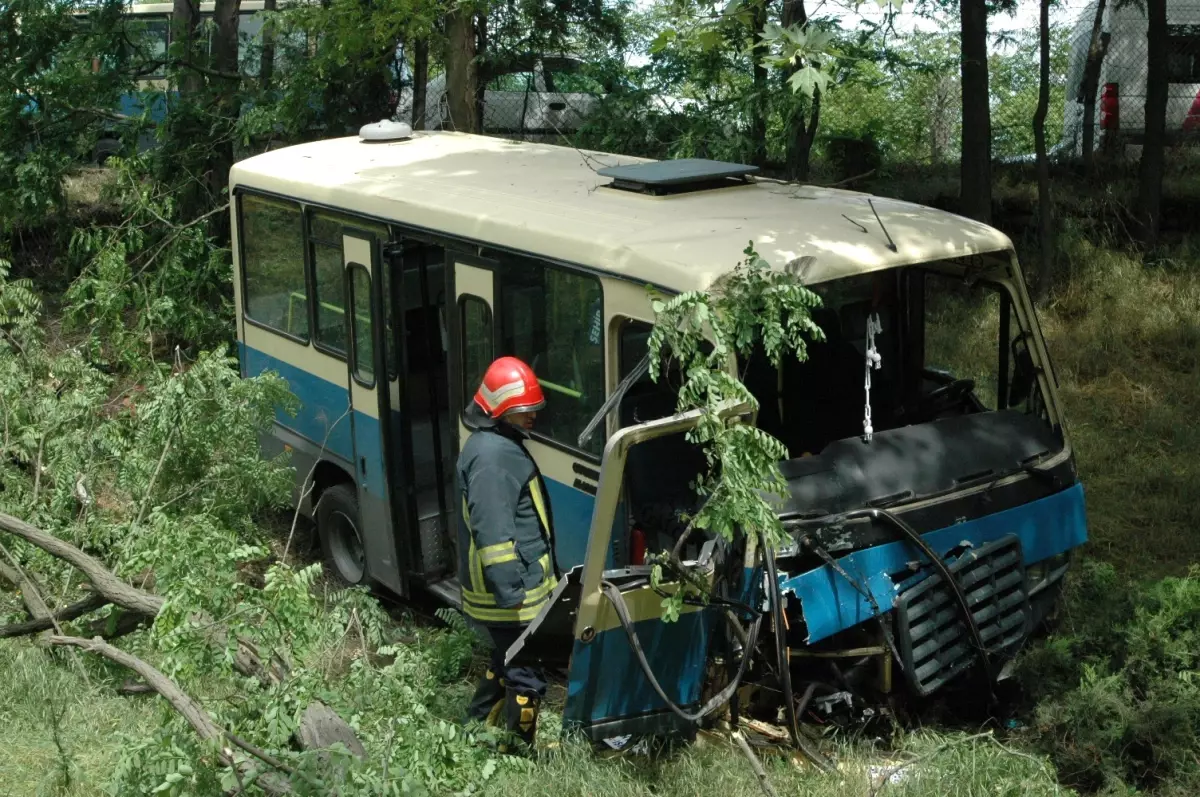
[1018,562,1200,793]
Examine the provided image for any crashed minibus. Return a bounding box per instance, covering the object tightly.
[229,123,1088,744]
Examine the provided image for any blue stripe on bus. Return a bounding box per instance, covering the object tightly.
[239,342,355,464]
[779,482,1089,644]
[563,608,710,729]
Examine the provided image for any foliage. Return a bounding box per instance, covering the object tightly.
[64,154,234,362]
[645,243,823,615]
[0,0,137,234]
[1018,562,1200,793]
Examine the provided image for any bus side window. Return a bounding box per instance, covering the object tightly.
[309,213,347,355]
[498,259,604,455]
[460,296,493,398]
[241,195,308,340]
[348,265,374,385]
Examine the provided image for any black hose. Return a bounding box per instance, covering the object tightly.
[599,581,762,724]
[762,545,836,774]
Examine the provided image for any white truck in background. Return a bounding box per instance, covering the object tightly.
[1061,0,1200,156]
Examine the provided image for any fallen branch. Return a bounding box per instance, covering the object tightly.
[0,593,106,639]
[48,635,294,795]
[733,730,782,797]
[50,635,222,739]
[0,549,52,624]
[821,169,876,189]
[0,513,164,617]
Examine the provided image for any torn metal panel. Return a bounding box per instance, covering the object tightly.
[780,483,1088,644]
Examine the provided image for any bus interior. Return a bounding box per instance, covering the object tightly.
[615,261,1061,561]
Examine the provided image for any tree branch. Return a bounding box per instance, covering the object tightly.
[0,593,107,639]
[48,635,294,794]
[0,551,52,624]
[0,513,164,617]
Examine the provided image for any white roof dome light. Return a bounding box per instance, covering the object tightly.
[359,119,413,142]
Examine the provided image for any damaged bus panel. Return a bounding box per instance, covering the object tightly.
[229,130,1088,747]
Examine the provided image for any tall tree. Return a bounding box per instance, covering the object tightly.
[208,0,242,243]
[959,0,992,223]
[412,37,429,130]
[444,5,478,132]
[1078,0,1109,170]
[780,0,821,180]
[1033,0,1054,298]
[259,0,277,92]
[750,1,770,167]
[1137,0,1168,247]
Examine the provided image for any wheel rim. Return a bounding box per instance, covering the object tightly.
[328,509,366,584]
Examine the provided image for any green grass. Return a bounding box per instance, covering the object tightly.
[1043,232,1200,579]
[0,644,160,797]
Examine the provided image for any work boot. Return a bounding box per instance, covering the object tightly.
[464,668,505,724]
[497,688,540,753]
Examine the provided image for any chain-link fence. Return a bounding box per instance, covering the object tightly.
[990,0,1200,162]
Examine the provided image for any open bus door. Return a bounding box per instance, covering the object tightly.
[342,229,405,595]
[505,401,752,742]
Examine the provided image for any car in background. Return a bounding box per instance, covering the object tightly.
[1060,0,1200,156]
[395,54,697,136]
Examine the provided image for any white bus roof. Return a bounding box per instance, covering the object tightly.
[229,132,1014,292]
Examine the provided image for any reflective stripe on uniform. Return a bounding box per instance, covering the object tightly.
[463,591,555,623]
[463,566,557,606]
[528,479,551,540]
[478,541,518,566]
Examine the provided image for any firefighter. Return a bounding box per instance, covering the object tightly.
[458,355,558,753]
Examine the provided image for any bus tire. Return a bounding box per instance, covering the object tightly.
[316,483,369,588]
[93,137,121,165]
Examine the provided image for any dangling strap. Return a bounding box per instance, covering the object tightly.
[863,313,883,442]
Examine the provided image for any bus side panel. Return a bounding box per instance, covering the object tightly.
[238,330,356,501]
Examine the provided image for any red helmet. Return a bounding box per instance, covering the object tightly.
[473,356,546,419]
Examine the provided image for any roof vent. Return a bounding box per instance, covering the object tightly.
[359,119,412,142]
[597,158,758,196]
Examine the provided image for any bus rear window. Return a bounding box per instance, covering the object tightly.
[241,195,308,340]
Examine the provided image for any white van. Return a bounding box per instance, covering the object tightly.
[1061,0,1200,155]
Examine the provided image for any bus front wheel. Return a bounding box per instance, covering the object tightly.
[316,484,368,588]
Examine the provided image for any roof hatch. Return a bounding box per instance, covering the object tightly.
[597,158,759,196]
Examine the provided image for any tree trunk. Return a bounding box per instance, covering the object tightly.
[1033,0,1054,300]
[750,0,769,167]
[1137,0,1168,247]
[474,12,488,133]
[259,0,277,92]
[959,0,992,223]
[781,0,820,181]
[444,7,478,133]
[208,0,241,245]
[172,0,203,96]
[412,37,429,130]
[1079,0,1110,170]
[930,75,955,164]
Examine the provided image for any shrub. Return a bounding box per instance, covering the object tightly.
[1018,562,1200,793]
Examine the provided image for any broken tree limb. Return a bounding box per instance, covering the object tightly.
[0,551,53,624]
[0,592,107,639]
[47,635,294,795]
[733,730,782,797]
[50,635,223,740]
[0,513,164,617]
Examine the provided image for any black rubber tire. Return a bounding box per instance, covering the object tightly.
[92,137,121,165]
[316,483,369,587]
